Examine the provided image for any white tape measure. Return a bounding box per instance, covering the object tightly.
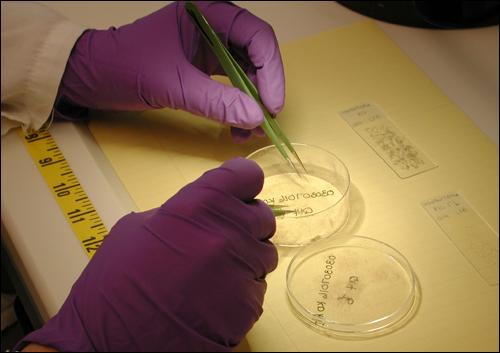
[18,129,108,258]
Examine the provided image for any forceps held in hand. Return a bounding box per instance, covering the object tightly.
[185,1,307,175]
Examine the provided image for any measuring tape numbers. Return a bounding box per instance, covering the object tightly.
[18,128,108,258]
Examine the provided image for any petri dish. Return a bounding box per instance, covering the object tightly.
[247,144,350,247]
[286,235,420,338]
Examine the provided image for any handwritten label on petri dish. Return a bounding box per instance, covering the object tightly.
[306,247,414,329]
[422,192,499,286]
[314,254,337,326]
[258,173,347,246]
[340,103,437,178]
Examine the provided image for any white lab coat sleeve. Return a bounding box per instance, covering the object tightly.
[1,2,85,136]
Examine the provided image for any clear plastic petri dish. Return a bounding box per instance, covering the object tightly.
[247,143,350,247]
[286,235,420,338]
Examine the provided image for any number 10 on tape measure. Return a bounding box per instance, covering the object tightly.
[18,129,108,258]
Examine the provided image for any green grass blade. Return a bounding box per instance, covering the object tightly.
[272,209,296,217]
[269,204,296,217]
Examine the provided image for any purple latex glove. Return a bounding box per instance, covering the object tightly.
[57,1,285,142]
[17,158,278,352]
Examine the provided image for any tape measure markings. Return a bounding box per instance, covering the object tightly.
[18,129,108,258]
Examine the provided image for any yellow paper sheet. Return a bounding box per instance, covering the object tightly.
[89,21,499,351]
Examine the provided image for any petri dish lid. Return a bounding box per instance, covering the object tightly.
[286,235,420,338]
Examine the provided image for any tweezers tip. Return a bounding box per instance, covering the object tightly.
[286,158,308,179]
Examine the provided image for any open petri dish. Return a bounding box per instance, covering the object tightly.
[247,144,350,247]
[286,235,420,338]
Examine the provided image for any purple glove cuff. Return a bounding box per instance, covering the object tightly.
[14,296,95,351]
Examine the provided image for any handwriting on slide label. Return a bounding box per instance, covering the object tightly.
[422,192,498,285]
[340,103,437,178]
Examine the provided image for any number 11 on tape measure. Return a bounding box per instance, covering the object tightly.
[18,129,108,258]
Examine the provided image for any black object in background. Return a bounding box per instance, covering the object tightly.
[337,1,499,28]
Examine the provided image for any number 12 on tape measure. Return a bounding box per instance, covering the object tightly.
[18,129,108,258]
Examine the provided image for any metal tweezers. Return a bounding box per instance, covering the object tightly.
[185,1,307,175]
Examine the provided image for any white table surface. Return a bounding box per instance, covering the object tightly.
[2,0,498,330]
